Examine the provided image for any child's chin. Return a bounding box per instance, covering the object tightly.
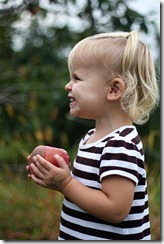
[70,109,79,117]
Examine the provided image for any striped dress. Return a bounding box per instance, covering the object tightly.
[58,126,151,240]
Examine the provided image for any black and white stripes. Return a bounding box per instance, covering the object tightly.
[58,126,151,240]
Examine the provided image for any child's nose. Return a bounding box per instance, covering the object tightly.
[65,81,72,91]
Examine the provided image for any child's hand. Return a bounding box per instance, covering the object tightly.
[26,154,72,192]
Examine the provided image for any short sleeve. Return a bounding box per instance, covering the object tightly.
[99,139,145,185]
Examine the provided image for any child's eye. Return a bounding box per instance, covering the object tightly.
[74,75,81,81]
[71,73,82,82]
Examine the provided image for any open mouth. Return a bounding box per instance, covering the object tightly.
[68,96,76,109]
[70,97,75,102]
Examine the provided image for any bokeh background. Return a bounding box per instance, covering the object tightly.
[0,0,160,240]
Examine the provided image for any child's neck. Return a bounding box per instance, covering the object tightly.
[86,115,132,144]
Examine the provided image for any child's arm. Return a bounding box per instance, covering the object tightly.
[61,173,135,223]
[27,154,135,223]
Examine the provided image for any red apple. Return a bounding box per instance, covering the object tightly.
[28,145,70,170]
[43,146,70,167]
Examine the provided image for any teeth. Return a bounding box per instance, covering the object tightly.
[70,98,75,102]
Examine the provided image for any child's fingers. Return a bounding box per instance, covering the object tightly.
[27,155,30,160]
[32,156,49,176]
[30,173,47,188]
[26,165,30,171]
[54,154,69,169]
[27,154,32,164]
[33,154,57,171]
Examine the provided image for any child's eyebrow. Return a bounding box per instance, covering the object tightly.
[72,71,80,77]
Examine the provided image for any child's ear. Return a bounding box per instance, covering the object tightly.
[107,78,125,101]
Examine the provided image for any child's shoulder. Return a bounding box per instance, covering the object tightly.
[105,125,143,153]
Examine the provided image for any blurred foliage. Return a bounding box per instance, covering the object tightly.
[0,163,160,240]
[0,0,160,240]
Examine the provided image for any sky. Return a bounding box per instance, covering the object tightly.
[128,0,160,59]
[39,0,160,36]
[128,0,160,29]
[129,0,160,14]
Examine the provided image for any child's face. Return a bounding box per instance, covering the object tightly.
[65,59,109,120]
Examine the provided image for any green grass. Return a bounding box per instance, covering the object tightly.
[0,163,160,240]
[0,166,63,240]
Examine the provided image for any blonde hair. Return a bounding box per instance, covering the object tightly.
[68,31,159,124]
